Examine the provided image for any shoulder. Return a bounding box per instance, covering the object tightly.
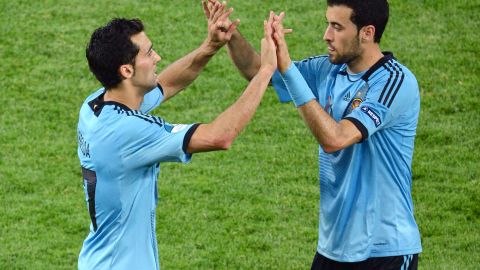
[83,88,105,105]
[368,58,419,107]
[369,56,418,88]
[116,109,166,137]
[116,107,164,125]
[79,88,104,114]
[295,54,342,79]
[296,55,334,70]
[297,54,330,64]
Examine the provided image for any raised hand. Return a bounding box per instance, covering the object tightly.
[271,12,293,74]
[202,0,240,48]
[260,12,277,74]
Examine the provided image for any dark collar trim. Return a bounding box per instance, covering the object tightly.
[157,83,164,96]
[361,51,394,82]
[88,91,132,117]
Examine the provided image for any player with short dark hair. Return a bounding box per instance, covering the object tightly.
[327,0,389,43]
[206,0,421,269]
[86,18,145,89]
[77,5,278,269]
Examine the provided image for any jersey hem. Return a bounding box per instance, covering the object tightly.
[182,123,200,154]
[317,247,422,262]
[344,117,368,141]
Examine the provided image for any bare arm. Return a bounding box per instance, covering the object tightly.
[158,2,239,102]
[157,42,218,102]
[186,69,272,152]
[187,17,277,153]
[297,101,362,153]
[226,30,261,81]
[204,0,292,81]
[271,12,361,153]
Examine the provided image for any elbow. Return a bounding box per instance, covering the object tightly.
[322,145,340,154]
[242,62,261,82]
[212,134,235,151]
[215,139,233,151]
[319,139,345,154]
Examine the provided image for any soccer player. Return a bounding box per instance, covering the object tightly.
[206,0,422,269]
[76,6,278,269]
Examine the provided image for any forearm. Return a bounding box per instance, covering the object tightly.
[187,68,272,153]
[279,63,357,151]
[209,68,271,143]
[227,30,261,81]
[157,40,219,101]
[298,101,362,153]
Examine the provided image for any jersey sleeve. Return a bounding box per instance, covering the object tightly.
[271,56,331,102]
[344,66,420,140]
[121,115,199,168]
[140,84,164,113]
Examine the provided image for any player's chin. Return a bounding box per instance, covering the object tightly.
[328,54,338,64]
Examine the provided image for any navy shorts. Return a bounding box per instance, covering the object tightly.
[311,252,418,270]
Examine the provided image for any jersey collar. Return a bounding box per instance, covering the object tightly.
[360,51,394,82]
[88,91,132,117]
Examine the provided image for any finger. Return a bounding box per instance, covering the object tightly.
[267,11,275,33]
[227,19,240,32]
[273,32,285,48]
[263,20,268,37]
[268,11,274,25]
[283,28,293,34]
[264,19,273,41]
[202,0,211,19]
[272,21,283,39]
[218,7,234,23]
[225,19,240,39]
[211,2,226,23]
[208,1,217,20]
[208,1,216,20]
[207,0,220,8]
[277,12,285,22]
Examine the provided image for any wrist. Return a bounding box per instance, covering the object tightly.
[228,29,241,42]
[281,63,315,107]
[202,39,223,56]
[279,58,292,74]
[258,66,275,77]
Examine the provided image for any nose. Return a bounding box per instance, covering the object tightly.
[323,25,332,42]
[153,50,161,63]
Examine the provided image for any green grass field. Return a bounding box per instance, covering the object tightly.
[1,0,479,269]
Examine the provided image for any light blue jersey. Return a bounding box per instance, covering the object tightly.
[77,86,199,269]
[272,53,422,262]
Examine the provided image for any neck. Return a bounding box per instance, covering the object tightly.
[104,84,144,110]
[347,44,383,74]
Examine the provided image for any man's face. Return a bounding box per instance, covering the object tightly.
[323,5,362,65]
[130,32,161,93]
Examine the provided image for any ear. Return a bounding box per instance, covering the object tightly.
[118,64,134,79]
[361,25,376,43]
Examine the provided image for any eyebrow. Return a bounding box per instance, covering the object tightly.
[147,44,153,54]
[325,16,343,27]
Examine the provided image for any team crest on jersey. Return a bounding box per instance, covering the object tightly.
[342,82,369,117]
[351,98,363,110]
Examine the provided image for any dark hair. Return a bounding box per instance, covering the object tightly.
[327,0,389,43]
[86,18,144,89]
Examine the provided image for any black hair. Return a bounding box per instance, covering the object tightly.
[327,0,389,43]
[86,18,144,89]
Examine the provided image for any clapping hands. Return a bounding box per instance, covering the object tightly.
[202,0,240,48]
[203,0,293,74]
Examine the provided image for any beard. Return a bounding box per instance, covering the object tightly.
[328,35,362,65]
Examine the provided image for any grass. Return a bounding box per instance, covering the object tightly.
[0,0,479,269]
